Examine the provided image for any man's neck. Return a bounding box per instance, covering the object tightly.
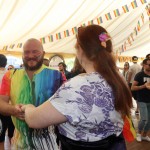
[60,70,65,73]
[26,70,35,80]
[144,70,150,76]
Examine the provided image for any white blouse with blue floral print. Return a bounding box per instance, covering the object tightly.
[50,72,123,142]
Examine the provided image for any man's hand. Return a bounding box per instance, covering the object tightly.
[13,104,25,120]
[145,82,150,90]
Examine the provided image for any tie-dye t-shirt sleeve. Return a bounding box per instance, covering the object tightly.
[0,71,11,96]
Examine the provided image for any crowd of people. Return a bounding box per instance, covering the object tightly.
[0,24,149,150]
[121,54,150,143]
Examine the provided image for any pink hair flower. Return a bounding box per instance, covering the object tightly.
[98,32,111,48]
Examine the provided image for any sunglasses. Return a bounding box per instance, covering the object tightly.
[146,64,150,67]
[8,68,13,70]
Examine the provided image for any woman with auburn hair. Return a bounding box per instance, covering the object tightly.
[22,25,133,150]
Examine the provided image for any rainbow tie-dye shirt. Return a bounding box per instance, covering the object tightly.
[0,65,62,150]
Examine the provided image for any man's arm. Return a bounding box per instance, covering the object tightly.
[0,95,24,120]
[131,81,146,91]
[145,82,150,90]
[0,95,11,115]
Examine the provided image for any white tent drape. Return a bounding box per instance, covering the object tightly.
[0,0,149,56]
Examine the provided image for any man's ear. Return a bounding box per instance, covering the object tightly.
[43,51,45,56]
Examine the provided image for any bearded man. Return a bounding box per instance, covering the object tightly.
[0,39,62,150]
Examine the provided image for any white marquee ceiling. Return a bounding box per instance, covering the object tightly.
[0,0,150,57]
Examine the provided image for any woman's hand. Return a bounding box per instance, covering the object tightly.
[13,104,25,120]
[21,104,35,113]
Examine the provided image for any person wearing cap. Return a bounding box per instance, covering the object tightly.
[127,56,142,114]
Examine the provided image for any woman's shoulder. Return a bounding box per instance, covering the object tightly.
[68,72,104,86]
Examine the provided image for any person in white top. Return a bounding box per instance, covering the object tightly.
[128,56,142,86]
[127,56,142,114]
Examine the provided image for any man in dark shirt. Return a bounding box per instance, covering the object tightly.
[131,58,150,142]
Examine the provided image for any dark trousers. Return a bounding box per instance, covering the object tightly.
[129,83,137,100]
[0,115,15,142]
[57,133,126,150]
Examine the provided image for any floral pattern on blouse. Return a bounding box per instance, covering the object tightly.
[51,72,123,141]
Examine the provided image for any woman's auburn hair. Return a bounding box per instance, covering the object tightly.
[77,25,133,117]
